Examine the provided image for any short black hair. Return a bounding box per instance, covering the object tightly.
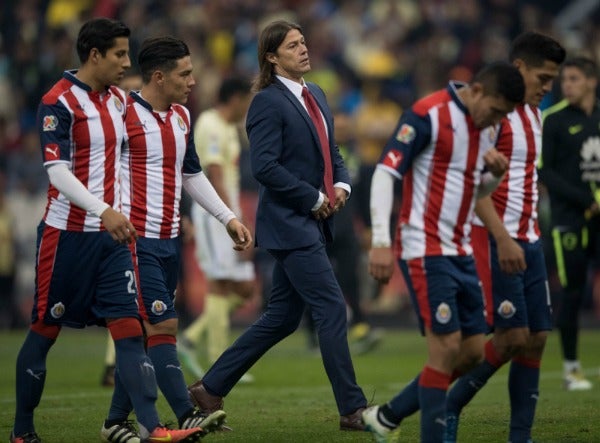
[561,56,598,79]
[509,31,566,67]
[218,77,251,104]
[473,61,525,104]
[138,36,190,83]
[76,18,130,63]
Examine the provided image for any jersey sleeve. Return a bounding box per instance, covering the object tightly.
[376,109,432,179]
[37,100,72,167]
[183,121,202,175]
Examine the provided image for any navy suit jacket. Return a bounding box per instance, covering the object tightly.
[247,78,350,250]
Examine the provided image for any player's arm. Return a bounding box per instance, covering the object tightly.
[185,118,251,249]
[39,100,135,243]
[475,120,524,274]
[46,164,136,243]
[474,196,525,273]
[368,110,429,284]
[369,167,396,284]
[183,172,252,250]
[476,148,508,198]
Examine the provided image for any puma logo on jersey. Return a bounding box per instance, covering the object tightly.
[384,150,403,169]
[44,144,60,161]
[569,124,583,135]
[26,369,43,380]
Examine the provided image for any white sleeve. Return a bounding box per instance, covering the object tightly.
[311,192,325,211]
[476,171,504,198]
[369,166,396,247]
[183,172,236,226]
[46,163,110,217]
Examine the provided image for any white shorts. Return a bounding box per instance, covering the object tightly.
[191,203,255,281]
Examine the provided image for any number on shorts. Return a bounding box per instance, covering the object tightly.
[125,270,137,294]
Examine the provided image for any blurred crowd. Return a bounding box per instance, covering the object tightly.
[1,0,600,328]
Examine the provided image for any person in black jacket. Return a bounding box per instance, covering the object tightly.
[539,56,600,391]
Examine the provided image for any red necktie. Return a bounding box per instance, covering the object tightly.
[302,86,336,207]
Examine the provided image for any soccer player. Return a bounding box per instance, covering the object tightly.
[11,18,204,443]
[539,56,599,391]
[443,32,566,442]
[100,36,252,442]
[178,76,256,382]
[363,61,524,443]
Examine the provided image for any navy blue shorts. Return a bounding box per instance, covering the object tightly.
[490,238,552,332]
[131,237,181,324]
[399,255,487,336]
[33,222,139,328]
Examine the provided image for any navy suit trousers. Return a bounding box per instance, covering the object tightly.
[202,239,366,415]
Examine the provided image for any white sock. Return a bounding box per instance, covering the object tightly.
[564,360,581,375]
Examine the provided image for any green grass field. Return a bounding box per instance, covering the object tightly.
[1,327,599,442]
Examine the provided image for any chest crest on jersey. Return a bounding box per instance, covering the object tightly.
[113,97,123,112]
[177,115,187,132]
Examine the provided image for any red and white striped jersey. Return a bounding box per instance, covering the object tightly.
[121,92,202,239]
[473,104,541,242]
[377,83,500,260]
[39,70,126,231]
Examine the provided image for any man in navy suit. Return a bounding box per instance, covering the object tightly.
[188,19,367,431]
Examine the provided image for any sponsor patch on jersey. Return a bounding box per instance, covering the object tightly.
[44,143,60,162]
[497,300,516,319]
[42,115,58,131]
[151,300,167,315]
[395,123,416,143]
[435,302,452,324]
[382,149,403,169]
[581,136,600,161]
[177,115,187,132]
[113,96,123,112]
[50,302,65,319]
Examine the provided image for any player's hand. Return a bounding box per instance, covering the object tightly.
[483,148,509,177]
[585,202,600,220]
[369,246,395,284]
[226,218,253,251]
[312,197,333,220]
[332,187,347,213]
[495,234,526,274]
[100,207,137,244]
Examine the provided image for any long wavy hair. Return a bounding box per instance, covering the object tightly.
[253,20,302,91]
